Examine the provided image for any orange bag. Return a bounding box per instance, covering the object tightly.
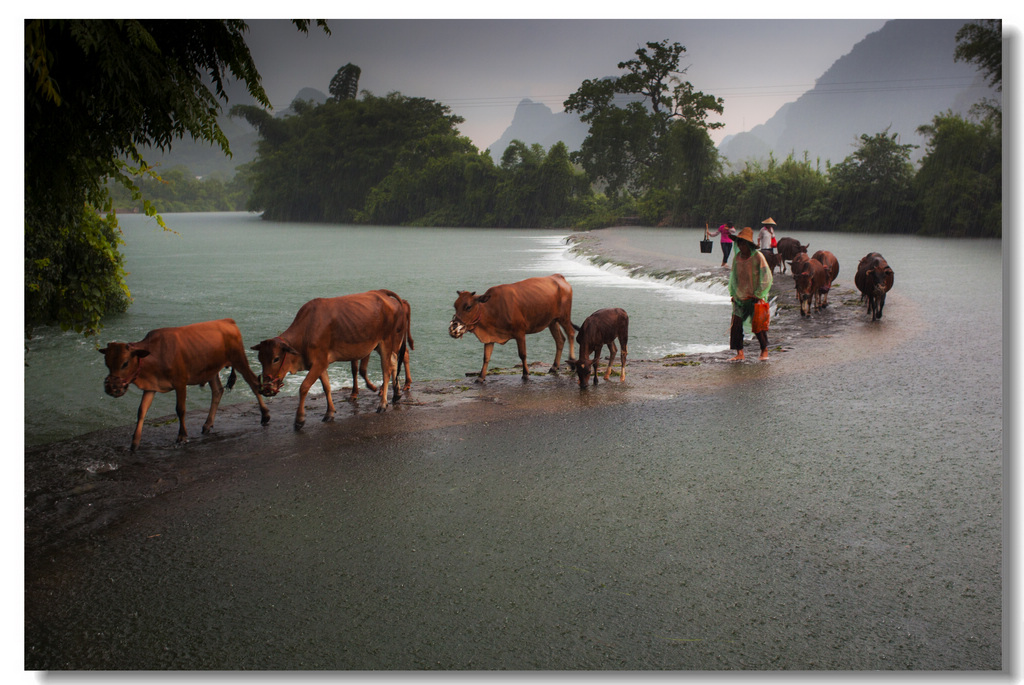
[752,300,770,333]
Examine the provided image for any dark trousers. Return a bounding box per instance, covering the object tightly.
[730,315,768,352]
[721,242,732,262]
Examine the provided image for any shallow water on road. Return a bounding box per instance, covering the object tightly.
[24,221,1002,670]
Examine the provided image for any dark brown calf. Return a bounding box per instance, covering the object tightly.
[854,252,895,321]
[568,308,629,388]
[760,249,784,275]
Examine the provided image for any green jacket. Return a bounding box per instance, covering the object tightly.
[728,250,773,318]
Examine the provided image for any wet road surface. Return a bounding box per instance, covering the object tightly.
[25,281,1002,671]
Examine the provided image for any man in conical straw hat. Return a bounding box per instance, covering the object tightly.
[728,227,773,361]
[757,217,777,253]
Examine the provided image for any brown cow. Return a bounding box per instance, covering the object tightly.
[760,249,784,275]
[794,258,830,317]
[352,290,414,396]
[776,237,809,274]
[251,290,407,426]
[449,274,575,381]
[99,318,270,451]
[854,252,895,321]
[790,252,811,276]
[567,308,629,389]
[811,250,840,308]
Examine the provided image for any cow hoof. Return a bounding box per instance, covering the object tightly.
[322,413,334,423]
[294,419,305,431]
[261,414,270,426]
[202,425,212,435]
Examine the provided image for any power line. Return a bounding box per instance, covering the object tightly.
[435,76,982,111]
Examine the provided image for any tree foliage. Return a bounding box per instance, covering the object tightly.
[24,19,327,337]
[107,167,252,213]
[564,39,724,198]
[915,111,1001,236]
[955,19,1001,91]
[57,26,1001,255]
[330,63,361,101]
[234,91,468,222]
[359,134,499,226]
[811,132,919,233]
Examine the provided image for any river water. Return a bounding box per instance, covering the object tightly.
[24,213,1003,671]
[25,213,736,447]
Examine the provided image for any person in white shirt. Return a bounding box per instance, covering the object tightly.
[757,217,777,252]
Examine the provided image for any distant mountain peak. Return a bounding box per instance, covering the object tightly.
[486,98,587,158]
[718,19,998,168]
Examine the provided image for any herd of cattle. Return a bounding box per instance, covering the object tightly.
[97,244,893,451]
[770,237,895,322]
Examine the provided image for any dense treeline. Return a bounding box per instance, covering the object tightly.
[150,38,1000,238]
[117,108,1002,238]
[108,166,253,213]
[26,20,999,338]
[149,101,997,238]
[113,31,1003,238]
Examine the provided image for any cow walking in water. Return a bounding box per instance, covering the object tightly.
[251,290,407,427]
[812,250,840,308]
[568,308,629,389]
[449,274,576,381]
[855,252,895,321]
[99,318,270,451]
[775,237,809,274]
[351,289,415,397]
[794,257,830,316]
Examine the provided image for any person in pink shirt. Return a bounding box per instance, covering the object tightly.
[714,220,735,266]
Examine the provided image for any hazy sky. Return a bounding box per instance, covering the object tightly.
[242,18,891,150]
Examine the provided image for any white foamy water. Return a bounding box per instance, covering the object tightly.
[523,235,731,301]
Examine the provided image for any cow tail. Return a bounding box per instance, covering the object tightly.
[226,367,237,390]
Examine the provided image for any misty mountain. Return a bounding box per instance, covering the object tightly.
[486,88,646,159]
[717,19,998,168]
[149,19,996,178]
[486,99,588,159]
[490,19,996,169]
[288,88,329,108]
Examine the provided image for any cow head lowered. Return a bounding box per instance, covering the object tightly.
[98,343,150,397]
[449,291,489,339]
[250,337,302,396]
[794,271,815,317]
[855,253,895,321]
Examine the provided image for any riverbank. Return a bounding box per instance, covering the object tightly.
[30,226,978,672]
[25,228,869,558]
